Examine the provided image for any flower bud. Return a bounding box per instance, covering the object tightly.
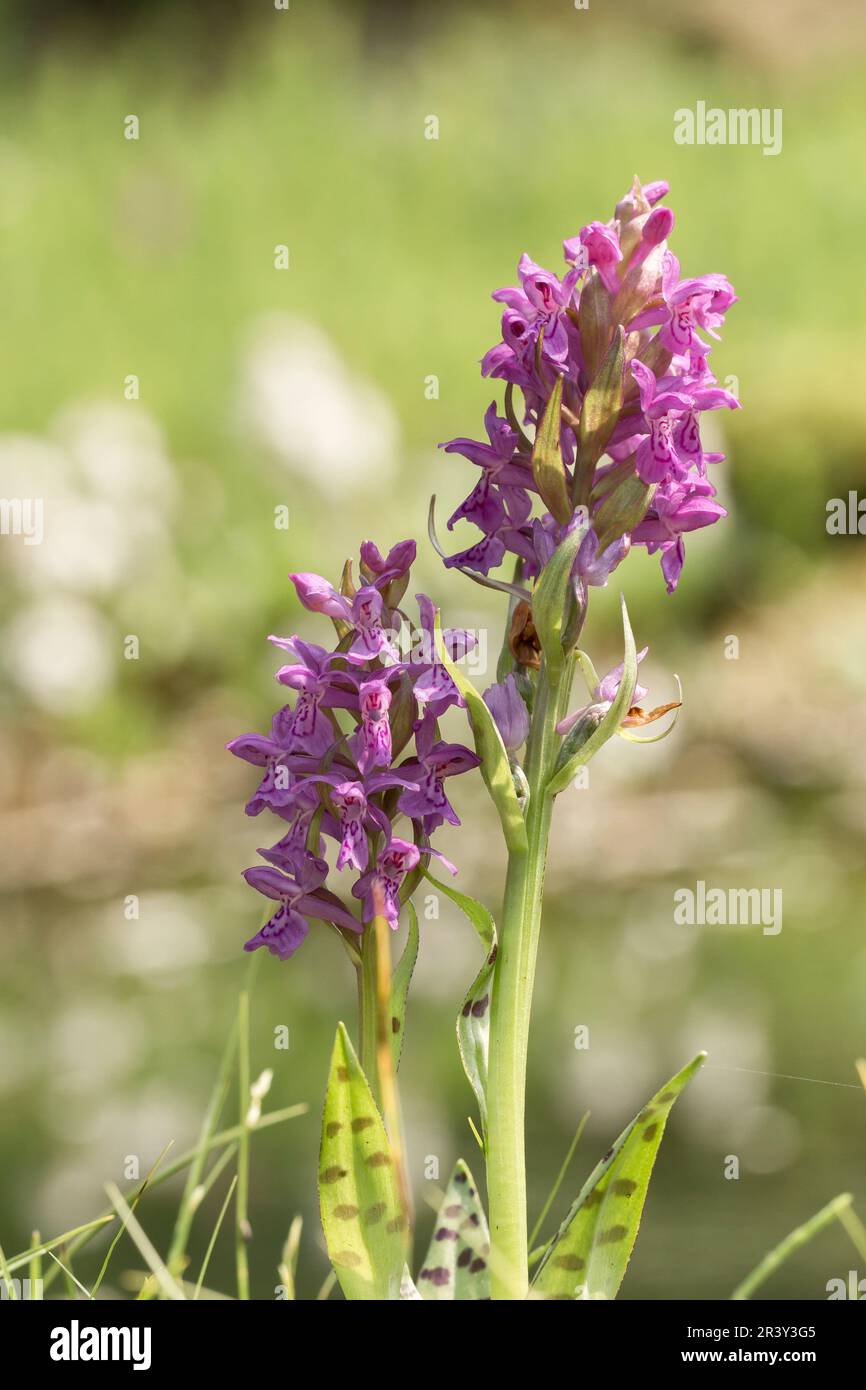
[483,674,530,752]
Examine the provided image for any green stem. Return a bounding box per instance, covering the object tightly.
[486,659,571,1300]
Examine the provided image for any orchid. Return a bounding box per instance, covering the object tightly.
[230,176,740,1304]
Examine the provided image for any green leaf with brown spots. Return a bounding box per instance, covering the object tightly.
[389,902,419,1072]
[417,1160,491,1300]
[533,1052,706,1300]
[318,1023,407,1301]
[423,869,497,1142]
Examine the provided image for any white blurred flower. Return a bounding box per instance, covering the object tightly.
[54,401,176,512]
[238,313,398,495]
[0,403,175,597]
[3,596,113,711]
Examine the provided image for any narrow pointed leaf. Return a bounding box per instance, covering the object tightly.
[319,1024,406,1301]
[531,374,572,525]
[434,611,527,854]
[532,527,584,681]
[547,594,637,796]
[418,1160,491,1300]
[533,1053,706,1299]
[594,472,655,553]
[577,267,612,382]
[423,869,496,1140]
[389,903,419,1070]
[578,325,625,476]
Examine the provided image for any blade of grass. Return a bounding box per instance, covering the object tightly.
[278,1216,303,1301]
[90,1141,174,1298]
[29,1231,42,1299]
[731,1193,853,1300]
[836,1202,866,1264]
[48,1250,91,1300]
[104,1183,185,1302]
[36,1103,305,1288]
[7,1217,114,1280]
[0,1240,16,1300]
[192,1141,238,1210]
[316,1269,337,1301]
[167,1020,238,1272]
[528,1110,590,1250]
[194,1175,238,1300]
[235,990,251,1300]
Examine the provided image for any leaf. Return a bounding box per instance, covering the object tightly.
[578,325,625,474]
[546,594,637,796]
[389,902,420,1071]
[533,1053,706,1300]
[318,1024,407,1301]
[577,266,612,383]
[433,610,528,855]
[423,869,497,1141]
[593,472,655,553]
[417,1160,491,1300]
[532,527,583,682]
[531,374,572,525]
[730,1194,853,1301]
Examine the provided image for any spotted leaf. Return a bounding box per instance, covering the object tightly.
[533,1053,706,1300]
[418,1160,490,1300]
[423,869,497,1141]
[318,1023,407,1301]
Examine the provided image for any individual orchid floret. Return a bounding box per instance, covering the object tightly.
[483,675,530,752]
[397,712,481,833]
[557,648,650,737]
[565,221,623,295]
[656,252,738,356]
[352,837,421,928]
[243,854,362,960]
[410,593,476,715]
[289,574,401,665]
[632,477,726,593]
[352,676,396,773]
[629,360,696,485]
[358,538,417,607]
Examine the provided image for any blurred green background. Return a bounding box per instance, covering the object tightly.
[2,0,866,1300]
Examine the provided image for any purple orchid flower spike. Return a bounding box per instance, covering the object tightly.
[397,712,481,833]
[233,537,479,966]
[243,853,362,960]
